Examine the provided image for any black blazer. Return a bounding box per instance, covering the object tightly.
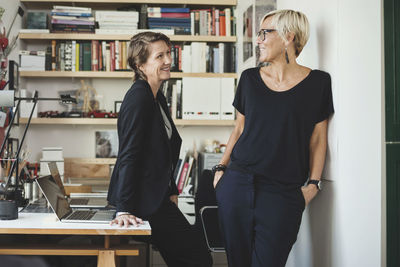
[107,80,182,218]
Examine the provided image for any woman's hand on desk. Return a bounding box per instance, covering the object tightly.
[111,214,144,228]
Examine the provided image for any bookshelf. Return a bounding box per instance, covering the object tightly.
[19,118,236,126]
[19,33,237,42]
[21,0,237,6]
[20,71,238,79]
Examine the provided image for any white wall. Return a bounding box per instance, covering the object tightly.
[276,0,385,266]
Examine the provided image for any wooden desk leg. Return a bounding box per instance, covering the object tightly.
[104,236,110,249]
[98,250,116,267]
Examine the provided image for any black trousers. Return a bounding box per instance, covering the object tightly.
[145,194,213,267]
[215,168,305,267]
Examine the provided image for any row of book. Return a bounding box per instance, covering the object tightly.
[161,77,235,121]
[95,10,139,34]
[25,4,236,36]
[177,42,237,73]
[145,7,235,36]
[45,40,130,71]
[147,7,190,35]
[51,5,95,33]
[20,40,236,73]
[173,151,196,194]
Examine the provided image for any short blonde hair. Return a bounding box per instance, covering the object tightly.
[261,9,309,56]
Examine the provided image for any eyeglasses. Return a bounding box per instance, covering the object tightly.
[257,29,276,41]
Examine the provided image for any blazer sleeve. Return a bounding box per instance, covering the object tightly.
[115,85,154,213]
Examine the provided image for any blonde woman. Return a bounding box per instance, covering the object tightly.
[212,10,334,267]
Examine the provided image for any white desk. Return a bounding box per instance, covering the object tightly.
[0,213,151,267]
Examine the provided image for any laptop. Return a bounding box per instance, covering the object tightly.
[47,162,108,208]
[36,175,115,223]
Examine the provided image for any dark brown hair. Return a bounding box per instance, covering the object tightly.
[127,32,172,81]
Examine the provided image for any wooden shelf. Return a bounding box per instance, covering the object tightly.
[19,118,236,126]
[20,71,238,79]
[19,33,237,42]
[21,0,237,5]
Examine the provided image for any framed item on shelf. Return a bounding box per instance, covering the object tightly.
[8,60,19,90]
[95,130,118,158]
[114,101,122,113]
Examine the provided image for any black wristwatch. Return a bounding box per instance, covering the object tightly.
[307,179,322,190]
[212,164,227,173]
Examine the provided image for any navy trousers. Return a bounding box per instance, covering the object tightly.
[146,194,213,267]
[215,168,305,267]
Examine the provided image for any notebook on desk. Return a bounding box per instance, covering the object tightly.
[36,175,115,223]
[48,162,108,208]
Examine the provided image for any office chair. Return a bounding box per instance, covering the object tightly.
[194,170,225,252]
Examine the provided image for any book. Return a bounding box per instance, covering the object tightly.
[147,7,190,13]
[173,159,183,185]
[82,42,91,71]
[219,10,226,36]
[172,84,177,119]
[51,19,95,25]
[64,41,72,71]
[51,40,56,71]
[225,8,231,36]
[75,42,80,71]
[91,40,99,71]
[19,29,50,33]
[178,162,189,193]
[71,41,76,72]
[53,5,91,12]
[148,12,190,18]
[51,12,92,17]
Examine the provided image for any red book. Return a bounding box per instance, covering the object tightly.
[178,163,189,193]
[220,11,226,36]
[176,45,182,71]
[110,41,115,71]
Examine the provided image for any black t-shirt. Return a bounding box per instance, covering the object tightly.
[230,67,334,185]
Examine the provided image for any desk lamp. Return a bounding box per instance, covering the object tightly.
[0,90,76,219]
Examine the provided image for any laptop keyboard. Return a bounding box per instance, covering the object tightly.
[69,198,89,205]
[68,210,96,220]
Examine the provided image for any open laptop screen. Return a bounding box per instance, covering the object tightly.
[47,162,66,196]
[36,175,72,220]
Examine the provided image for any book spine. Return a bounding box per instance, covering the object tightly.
[115,40,120,70]
[110,42,115,71]
[194,11,200,35]
[220,11,226,36]
[51,40,56,71]
[91,40,98,71]
[98,41,103,71]
[225,8,231,37]
[178,163,189,193]
[83,42,91,71]
[106,43,111,72]
[45,46,52,71]
[215,9,220,36]
[71,41,76,72]
[64,41,72,71]
[75,42,80,71]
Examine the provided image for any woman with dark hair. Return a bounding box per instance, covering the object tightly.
[107,32,212,267]
[213,10,334,267]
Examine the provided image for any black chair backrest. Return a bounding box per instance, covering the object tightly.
[194,170,225,252]
[200,206,225,252]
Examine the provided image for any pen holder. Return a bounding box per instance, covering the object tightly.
[0,199,18,220]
